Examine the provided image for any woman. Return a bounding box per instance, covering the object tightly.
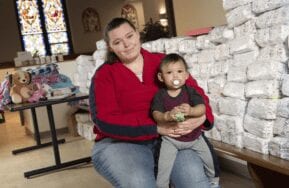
[90,17,216,188]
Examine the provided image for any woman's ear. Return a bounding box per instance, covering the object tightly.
[157,72,164,82]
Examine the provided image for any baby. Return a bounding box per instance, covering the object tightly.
[151,53,219,188]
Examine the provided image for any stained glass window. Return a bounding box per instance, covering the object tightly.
[15,0,72,56]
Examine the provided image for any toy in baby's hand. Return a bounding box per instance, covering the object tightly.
[9,71,35,104]
[175,112,185,122]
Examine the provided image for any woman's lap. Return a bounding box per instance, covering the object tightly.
[92,138,210,188]
[91,138,156,188]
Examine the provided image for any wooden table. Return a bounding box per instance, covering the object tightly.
[210,139,289,187]
[6,94,91,178]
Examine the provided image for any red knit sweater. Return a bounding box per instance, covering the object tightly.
[90,49,214,141]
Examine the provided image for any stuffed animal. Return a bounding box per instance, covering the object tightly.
[28,83,50,103]
[9,71,35,104]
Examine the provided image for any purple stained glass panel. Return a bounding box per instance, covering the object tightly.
[16,0,47,55]
[16,0,71,56]
[17,0,42,34]
[41,0,67,32]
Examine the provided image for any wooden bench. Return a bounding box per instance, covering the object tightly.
[210,139,289,188]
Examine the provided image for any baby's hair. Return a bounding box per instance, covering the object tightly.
[159,53,189,72]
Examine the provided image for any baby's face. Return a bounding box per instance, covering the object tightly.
[158,60,189,90]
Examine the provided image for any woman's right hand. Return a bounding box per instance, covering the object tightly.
[157,122,184,138]
[157,115,206,138]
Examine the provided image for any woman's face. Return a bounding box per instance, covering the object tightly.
[107,23,141,63]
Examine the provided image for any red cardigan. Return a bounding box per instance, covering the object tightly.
[90,48,214,141]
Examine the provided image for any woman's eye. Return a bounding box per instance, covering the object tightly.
[127,34,133,39]
[113,41,120,45]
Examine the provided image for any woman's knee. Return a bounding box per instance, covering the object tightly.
[171,150,210,188]
[125,170,156,188]
[91,141,157,188]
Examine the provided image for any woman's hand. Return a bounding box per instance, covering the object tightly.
[157,122,181,138]
[175,114,206,135]
[157,114,206,137]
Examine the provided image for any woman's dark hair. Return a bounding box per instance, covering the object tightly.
[104,17,136,64]
[159,53,189,72]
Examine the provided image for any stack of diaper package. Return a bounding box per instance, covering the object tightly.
[75,112,96,141]
[73,39,107,94]
[73,0,289,160]
[72,40,107,141]
[73,55,95,94]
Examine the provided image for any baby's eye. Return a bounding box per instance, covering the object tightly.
[178,70,183,73]
[166,71,172,74]
[112,39,121,45]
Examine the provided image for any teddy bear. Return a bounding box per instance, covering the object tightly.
[9,71,35,104]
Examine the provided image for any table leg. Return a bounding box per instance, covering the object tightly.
[247,163,263,188]
[23,104,91,178]
[24,157,91,178]
[19,110,25,126]
[31,107,41,145]
[46,104,61,165]
[12,107,65,155]
[247,162,289,187]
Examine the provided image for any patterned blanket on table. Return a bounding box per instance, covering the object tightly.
[0,63,78,110]
[26,63,75,89]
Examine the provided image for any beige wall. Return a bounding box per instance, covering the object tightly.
[0,1,22,63]
[66,0,124,54]
[142,0,166,23]
[65,0,100,54]
[130,1,145,31]
[173,0,227,36]
[142,0,159,22]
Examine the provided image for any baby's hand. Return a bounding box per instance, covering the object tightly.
[171,107,185,122]
[165,107,181,121]
[178,103,192,116]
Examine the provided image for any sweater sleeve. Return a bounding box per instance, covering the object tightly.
[89,65,158,141]
[185,75,214,130]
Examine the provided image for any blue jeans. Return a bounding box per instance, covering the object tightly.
[91,138,210,188]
